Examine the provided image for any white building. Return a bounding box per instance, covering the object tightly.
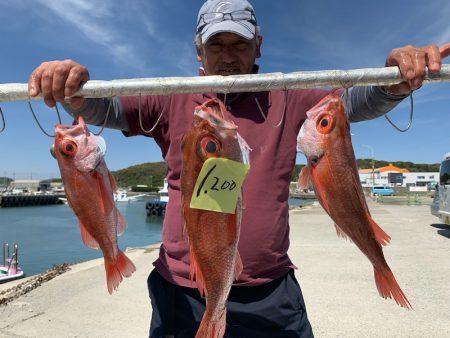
[358,163,438,188]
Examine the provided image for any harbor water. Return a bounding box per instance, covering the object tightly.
[1,197,314,278]
[0,197,163,277]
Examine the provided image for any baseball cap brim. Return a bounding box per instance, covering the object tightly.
[200,20,255,44]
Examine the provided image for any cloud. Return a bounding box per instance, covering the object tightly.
[32,0,160,73]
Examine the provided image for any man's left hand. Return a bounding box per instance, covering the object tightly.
[384,43,450,95]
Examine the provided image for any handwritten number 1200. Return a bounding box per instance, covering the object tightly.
[196,164,237,197]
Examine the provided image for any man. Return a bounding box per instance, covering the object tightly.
[29,1,450,337]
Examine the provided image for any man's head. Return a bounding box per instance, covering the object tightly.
[195,0,262,76]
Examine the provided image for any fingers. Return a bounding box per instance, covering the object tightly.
[28,59,90,108]
[440,42,450,59]
[384,44,445,95]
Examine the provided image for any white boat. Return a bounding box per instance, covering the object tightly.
[146,179,169,217]
[0,243,25,283]
[114,189,146,203]
[158,178,169,203]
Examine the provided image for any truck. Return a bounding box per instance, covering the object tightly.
[430,153,450,224]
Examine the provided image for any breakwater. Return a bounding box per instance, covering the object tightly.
[0,194,64,208]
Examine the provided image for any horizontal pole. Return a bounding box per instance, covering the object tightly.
[0,64,449,102]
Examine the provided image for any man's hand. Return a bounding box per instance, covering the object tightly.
[28,59,90,109]
[384,43,450,95]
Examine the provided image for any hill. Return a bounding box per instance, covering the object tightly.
[110,162,167,191]
[15,159,433,189]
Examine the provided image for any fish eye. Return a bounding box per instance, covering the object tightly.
[316,114,335,134]
[205,140,217,153]
[59,139,77,157]
[199,136,220,158]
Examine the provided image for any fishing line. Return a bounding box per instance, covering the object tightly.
[254,90,287,128]
[0,106,5,133]
[138,93,168,134]
[384,90,414,132]
[91,98,113,136]
[28,98,62,138]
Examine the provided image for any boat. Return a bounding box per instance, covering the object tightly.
[0,243,25,283]
[146,178,169,216]
[158,178,169,203]
[114,189,146,203]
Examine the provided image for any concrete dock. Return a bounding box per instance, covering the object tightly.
[1,199,449,337]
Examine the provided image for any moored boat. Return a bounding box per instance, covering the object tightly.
[0,243,25,283]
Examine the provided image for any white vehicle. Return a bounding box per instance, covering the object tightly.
[431,153,450,224]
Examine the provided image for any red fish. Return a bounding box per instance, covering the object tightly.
[181,99,250,337]
[52,116,136,294]
[296,94,411,309]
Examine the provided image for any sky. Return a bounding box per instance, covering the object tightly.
[0,0,449,180]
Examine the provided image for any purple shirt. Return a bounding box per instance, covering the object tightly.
[121,88,332,287]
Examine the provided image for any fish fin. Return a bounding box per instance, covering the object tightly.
[196,308,226,338]
[369,217,391,246]
[374,265,412,309]
[334,223,352,242]
[78,221,100,249]
[115,208,128,236]
[234,251,243,280]
[189,249,207,297]
[311,177,331,214]
[297,165,313,190]
[93,170,114,215]
[104,250,136,294]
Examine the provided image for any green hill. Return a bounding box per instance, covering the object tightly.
[42,158,436,189]
[111,162,167,191]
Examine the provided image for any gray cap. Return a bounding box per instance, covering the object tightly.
[196,0,258,43]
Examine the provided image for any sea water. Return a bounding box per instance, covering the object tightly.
[0,197,162,277]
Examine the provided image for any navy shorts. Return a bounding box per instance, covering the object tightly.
[147,269,314,338]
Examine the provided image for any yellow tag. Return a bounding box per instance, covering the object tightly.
[190,158,250,214]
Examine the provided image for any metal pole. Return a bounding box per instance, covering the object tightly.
[362,144,375,187]
[0,65,449,102]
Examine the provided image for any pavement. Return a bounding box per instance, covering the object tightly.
[1,198,450,337]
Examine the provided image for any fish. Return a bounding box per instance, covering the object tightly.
[296,94,411,309]
[52,116,136,294]
[181,99,250,337]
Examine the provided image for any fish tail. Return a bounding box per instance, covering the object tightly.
[374,265,412,309]
[195,308,226,338]
[104,251,136,294]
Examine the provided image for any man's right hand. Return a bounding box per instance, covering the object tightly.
[28,59,90,109]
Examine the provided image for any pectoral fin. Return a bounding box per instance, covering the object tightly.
[78,220,99,249]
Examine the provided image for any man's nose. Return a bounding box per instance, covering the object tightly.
[221,46,237,62]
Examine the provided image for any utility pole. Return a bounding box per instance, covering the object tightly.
[362,144,375,186]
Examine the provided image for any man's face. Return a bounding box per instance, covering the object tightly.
[197,32,262,76]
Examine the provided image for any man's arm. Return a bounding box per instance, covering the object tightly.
[343,42,450,122]
[62,97,130,131]
[342,86,407,123]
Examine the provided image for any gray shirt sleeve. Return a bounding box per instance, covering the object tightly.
[342,86,409,122]
[61,97,129,131]
[61,85,407,131]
